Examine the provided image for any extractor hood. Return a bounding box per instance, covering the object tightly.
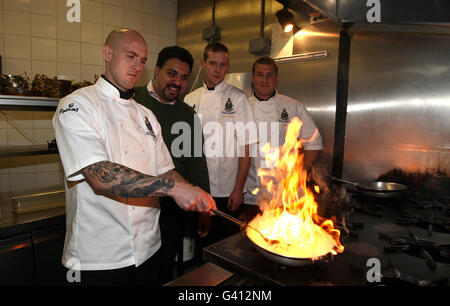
[277,0,450,25]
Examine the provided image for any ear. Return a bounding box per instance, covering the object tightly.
[225,59,230,74]
[154,66,161,79]
[103,45,113,62]
[200,58,205,69]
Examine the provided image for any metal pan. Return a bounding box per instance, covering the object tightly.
[212,208,330,267]
[330,177,408,199]
[245,231,332,267]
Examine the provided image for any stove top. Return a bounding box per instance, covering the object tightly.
[203,191,450,286]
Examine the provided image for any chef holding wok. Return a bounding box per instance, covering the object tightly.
[53,28,216,286]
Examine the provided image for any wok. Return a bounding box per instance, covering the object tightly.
[330,177,408,199]
[211,208,331,267]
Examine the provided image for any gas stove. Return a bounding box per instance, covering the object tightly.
[203,188,450,286]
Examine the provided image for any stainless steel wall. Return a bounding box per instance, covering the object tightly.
[178,0,341,173]
[178,1,450,180]
[178,0,273,80]
[276,23,340,173]
[345,27,450,180]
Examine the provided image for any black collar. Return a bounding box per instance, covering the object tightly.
[101,75,135,100]
[205,82,216,91]
[254,90,276,101]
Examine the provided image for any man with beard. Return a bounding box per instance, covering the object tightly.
[134,46,211,284]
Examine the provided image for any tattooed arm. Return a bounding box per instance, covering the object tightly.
[158,169,189,185]
[81,161,216,213]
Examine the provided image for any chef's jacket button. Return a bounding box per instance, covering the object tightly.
[125,151,128,154]
[132,207,135,211]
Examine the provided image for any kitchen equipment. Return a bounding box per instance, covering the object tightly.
[211,208,330,267]
[249,238,332,267]
[11,189,65,214]
[32,75,73,98]
[330,176,408,199]
[0,74,29,89]
[1,87,38,96]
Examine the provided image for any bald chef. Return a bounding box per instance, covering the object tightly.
[53,29,215,286]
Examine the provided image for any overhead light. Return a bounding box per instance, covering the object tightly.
[292,25,301,34]
[276,7,301,34]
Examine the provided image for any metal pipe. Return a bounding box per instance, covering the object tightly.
[212,0,216,26]
[332,29,352,178]
[260,0,265,38]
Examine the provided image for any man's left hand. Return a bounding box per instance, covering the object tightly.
[227,188,243,211]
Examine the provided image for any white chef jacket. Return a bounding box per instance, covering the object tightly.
[185,81,257,197]
[53,77,174,271]
[244,91,324,205]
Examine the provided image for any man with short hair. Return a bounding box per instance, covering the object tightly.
[184,42,257,245]
[53,29,216,286]
[244,56,323,208]
[134,46,211,284]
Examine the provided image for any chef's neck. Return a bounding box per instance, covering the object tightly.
[101,74,135,100]
[254,90,276,101]
[205,79,223,90]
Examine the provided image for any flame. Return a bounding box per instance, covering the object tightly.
[247,117,344,260]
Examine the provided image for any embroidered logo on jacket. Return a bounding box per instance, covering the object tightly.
[222,98,235,115]
[279,108,290,123]
[59,103,79,114]
[144,116,156,138]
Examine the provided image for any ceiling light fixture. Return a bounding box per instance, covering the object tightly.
[276,6,301,34]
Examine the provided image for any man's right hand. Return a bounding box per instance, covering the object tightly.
[168,182,216,214]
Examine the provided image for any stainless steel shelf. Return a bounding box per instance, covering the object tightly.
[0,145,58,158]
[0,96,59,157]
[0,95,59,111]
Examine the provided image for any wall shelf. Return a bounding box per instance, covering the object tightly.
[0,145,58,158]
[0,95,59,158]
[0,95,59,111]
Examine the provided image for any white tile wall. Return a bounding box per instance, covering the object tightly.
[0,0,178,194]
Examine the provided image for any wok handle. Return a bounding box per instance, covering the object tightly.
[211,208,247,228]
[329,176,358,187]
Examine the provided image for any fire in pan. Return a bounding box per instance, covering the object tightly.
[213,118,345,266]
[212,208,334,267]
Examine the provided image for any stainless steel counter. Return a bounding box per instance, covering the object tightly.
[0,195,65,239]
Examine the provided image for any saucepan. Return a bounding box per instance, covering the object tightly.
[211,208,330,267]
[330,176,408,199]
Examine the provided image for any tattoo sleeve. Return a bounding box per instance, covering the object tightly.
[84,161,175,199]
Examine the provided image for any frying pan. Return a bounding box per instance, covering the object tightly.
[211,208,331,267]
[211,208,288,245]
[330,177,408,199]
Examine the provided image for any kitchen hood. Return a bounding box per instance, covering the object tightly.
[277,0,450,25]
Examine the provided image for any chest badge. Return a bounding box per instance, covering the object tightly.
[222,98,235,115]
[279,108,290,123]
[144,116,156,138]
